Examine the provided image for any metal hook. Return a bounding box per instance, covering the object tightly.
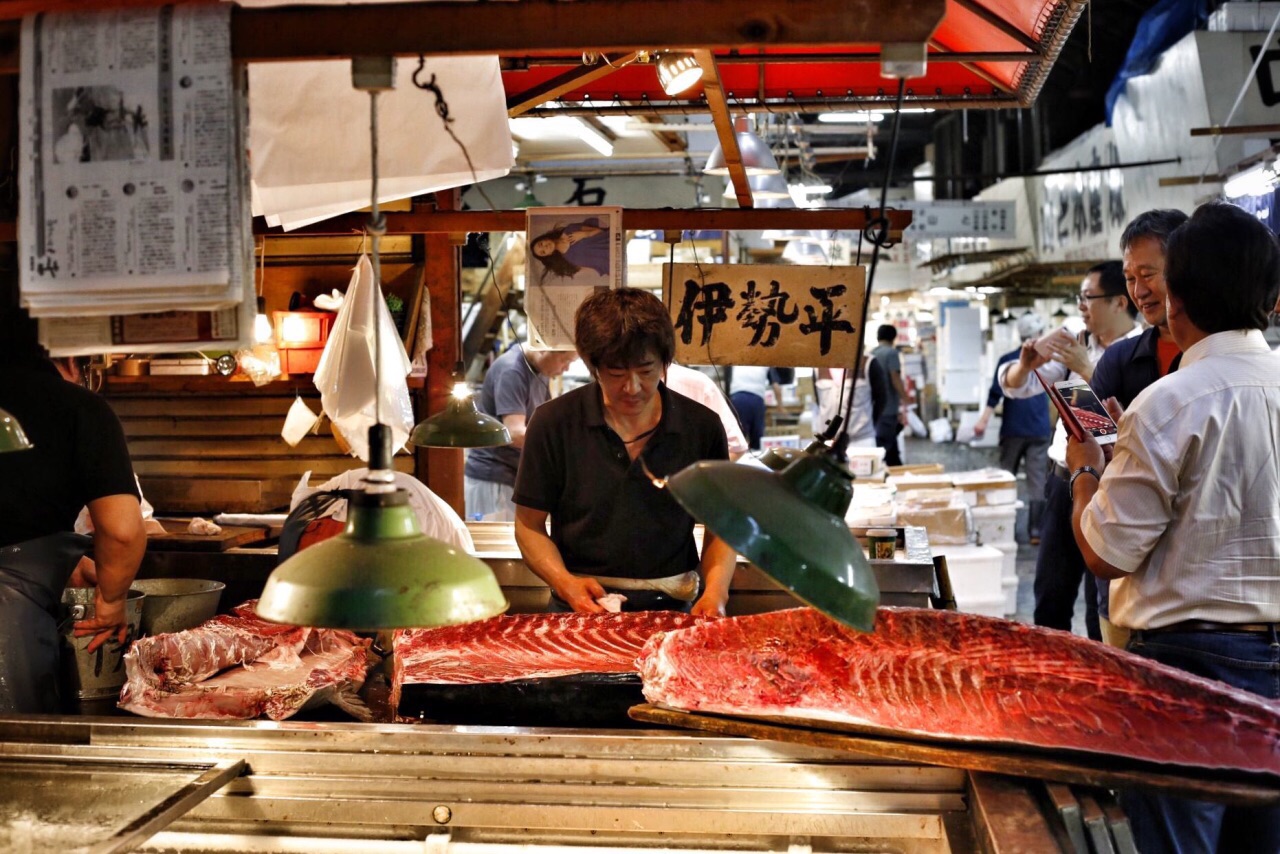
[412,56,453,125]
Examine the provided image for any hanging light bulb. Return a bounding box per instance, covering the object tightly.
[656,52,701,97]
[0,407,34,454]
[257,57,507,630]
[253,296,274,344]
[409,362,512,448]
[703,116,780,176]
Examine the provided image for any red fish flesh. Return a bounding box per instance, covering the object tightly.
[393,611,703,695]
[119,601,373,721]
[638,607,1280,775]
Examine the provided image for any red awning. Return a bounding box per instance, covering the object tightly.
[503,0,1084,115]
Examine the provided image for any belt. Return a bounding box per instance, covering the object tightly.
[1051,461,1071,481]
[1141,620,1280,635]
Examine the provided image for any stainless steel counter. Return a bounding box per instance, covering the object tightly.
[0,715,1076,853]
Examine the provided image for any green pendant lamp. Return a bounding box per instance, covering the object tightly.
[666,447,879,631]
[0,407,33,453]
[409,364,511,448]
[258,426,508,629]
[257,58,507,630]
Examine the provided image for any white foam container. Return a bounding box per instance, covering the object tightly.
[931,544,1005,618]
[986,539,1019,616]
[971,501,1022,546]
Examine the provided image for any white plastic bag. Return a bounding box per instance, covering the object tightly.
[313,255,414,461]
[928,417,954,444]
[281,395,320,447]
[906,408,928,438]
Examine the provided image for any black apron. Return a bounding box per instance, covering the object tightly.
[0,533,91,714]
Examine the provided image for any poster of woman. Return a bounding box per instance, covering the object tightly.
[524,206,623,349]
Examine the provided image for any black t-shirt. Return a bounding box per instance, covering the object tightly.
[513,382,729,580]
[0,361,139,547]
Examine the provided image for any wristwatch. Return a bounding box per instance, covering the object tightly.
[1069,465,1101,499]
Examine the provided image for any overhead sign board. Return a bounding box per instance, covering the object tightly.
[902,200,1018,239]
[663,263,865,368]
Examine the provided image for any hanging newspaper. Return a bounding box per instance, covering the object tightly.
[18,5,252,354]
[523,206,624,350]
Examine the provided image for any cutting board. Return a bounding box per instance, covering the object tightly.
[147,519,268,552]
[629,704,1280,806]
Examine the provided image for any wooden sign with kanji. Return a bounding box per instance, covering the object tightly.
[663,263,866,368]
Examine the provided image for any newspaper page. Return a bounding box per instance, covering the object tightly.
[523,206,624,350]
[19,5,251,353]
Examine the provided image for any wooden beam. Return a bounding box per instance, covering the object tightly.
[418,190,465,516]
[252,207,915,237]
[1190,123,1280,137]
[507,52,642,117]
[227,0,947,62]
[695,50,752,208]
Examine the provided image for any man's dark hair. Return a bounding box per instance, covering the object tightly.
[1165,202,1280,334]
[573,287,675,373]
[1120,209,1189,253]
[876,324,897,343]
[1087,260,1136,318]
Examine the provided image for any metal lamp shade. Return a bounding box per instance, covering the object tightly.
[0,407,33,453]
[410,394,512,448]
[724,172,792,201]
[703,130,781,176]
[667,453,879,631]
[657,52,701,97]
[257,491,508,630]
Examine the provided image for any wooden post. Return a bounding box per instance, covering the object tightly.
[416,189,466,516]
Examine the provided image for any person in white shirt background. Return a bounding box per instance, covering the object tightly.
[998,261,1139,641]
[664,363,748,461]
[1068,201,1280,854]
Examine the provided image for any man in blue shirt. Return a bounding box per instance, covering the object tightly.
[974,312,1051,543]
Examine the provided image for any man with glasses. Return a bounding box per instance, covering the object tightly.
[1088,209,1188,647]
[998,261,1138,640]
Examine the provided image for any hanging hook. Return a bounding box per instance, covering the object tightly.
[412,56,454,125]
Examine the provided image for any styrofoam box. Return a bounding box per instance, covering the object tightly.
[971,502,1022,546]
[847,446,886,477]
[932,544,1005,617]
[986,539,1019,616]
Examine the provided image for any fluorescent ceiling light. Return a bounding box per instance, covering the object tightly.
[818,112,884,124]
[509,116,614,156]
[1224,162,1278,200]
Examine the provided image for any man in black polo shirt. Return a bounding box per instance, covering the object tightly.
[513,288,736,615]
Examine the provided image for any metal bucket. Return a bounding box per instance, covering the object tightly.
[130,578,225,636]
[59,588,145,701]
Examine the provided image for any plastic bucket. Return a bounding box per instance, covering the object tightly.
[130,578,225,636]
[59,587,145,701]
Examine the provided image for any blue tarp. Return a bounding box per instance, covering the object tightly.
[1106,0,1212,125]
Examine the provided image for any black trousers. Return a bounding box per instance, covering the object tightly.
[1033,470,1100,640]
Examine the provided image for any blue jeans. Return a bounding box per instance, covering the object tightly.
[730,392,765,450]
[1122,629,1280,854]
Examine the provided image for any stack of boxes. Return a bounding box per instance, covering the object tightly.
[846,465,1019,619]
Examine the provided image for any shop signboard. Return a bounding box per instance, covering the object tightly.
[901,200,1017,239]
[663,263,865,368]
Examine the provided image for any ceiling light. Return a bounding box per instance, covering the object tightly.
[1224,161,1279,200]
[703,117,780,176]
[818,112,885,124]
[573,118,614,156]
[257,58,507,631]
[0,407,33,453]
[410,364,512,448]
[657,52,701,97]
[722,172,791,200]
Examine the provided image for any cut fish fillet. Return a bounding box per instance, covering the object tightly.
[638,607,1280,776]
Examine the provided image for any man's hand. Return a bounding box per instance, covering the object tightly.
[1017,339,1050,372]
[973,417,989,437]
[1049,336,1091,378]
[1065,430,1106,476]
[554,575,607,613]
[67,555,98,588]
[73,590,129,654]
[691,592,727,618]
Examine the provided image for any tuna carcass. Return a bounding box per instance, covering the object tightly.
[119,601,374,721]
[638,607,1280,776]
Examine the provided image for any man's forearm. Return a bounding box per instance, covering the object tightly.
[514,519,573,590]
[699,534,737,605]
[93,530,145,603]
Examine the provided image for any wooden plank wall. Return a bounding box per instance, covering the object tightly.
[106,379,413,514]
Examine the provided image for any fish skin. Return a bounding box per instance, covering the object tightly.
[638,607,1280,776]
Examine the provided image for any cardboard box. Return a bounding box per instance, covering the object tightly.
[952,468,1018,506]
[846,446,886,477]
[888,473,955,496]
[896,498,972,545]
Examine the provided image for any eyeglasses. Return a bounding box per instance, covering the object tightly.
[1077,293,1114,307]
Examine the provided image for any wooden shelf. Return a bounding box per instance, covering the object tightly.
[103,372,426,394]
